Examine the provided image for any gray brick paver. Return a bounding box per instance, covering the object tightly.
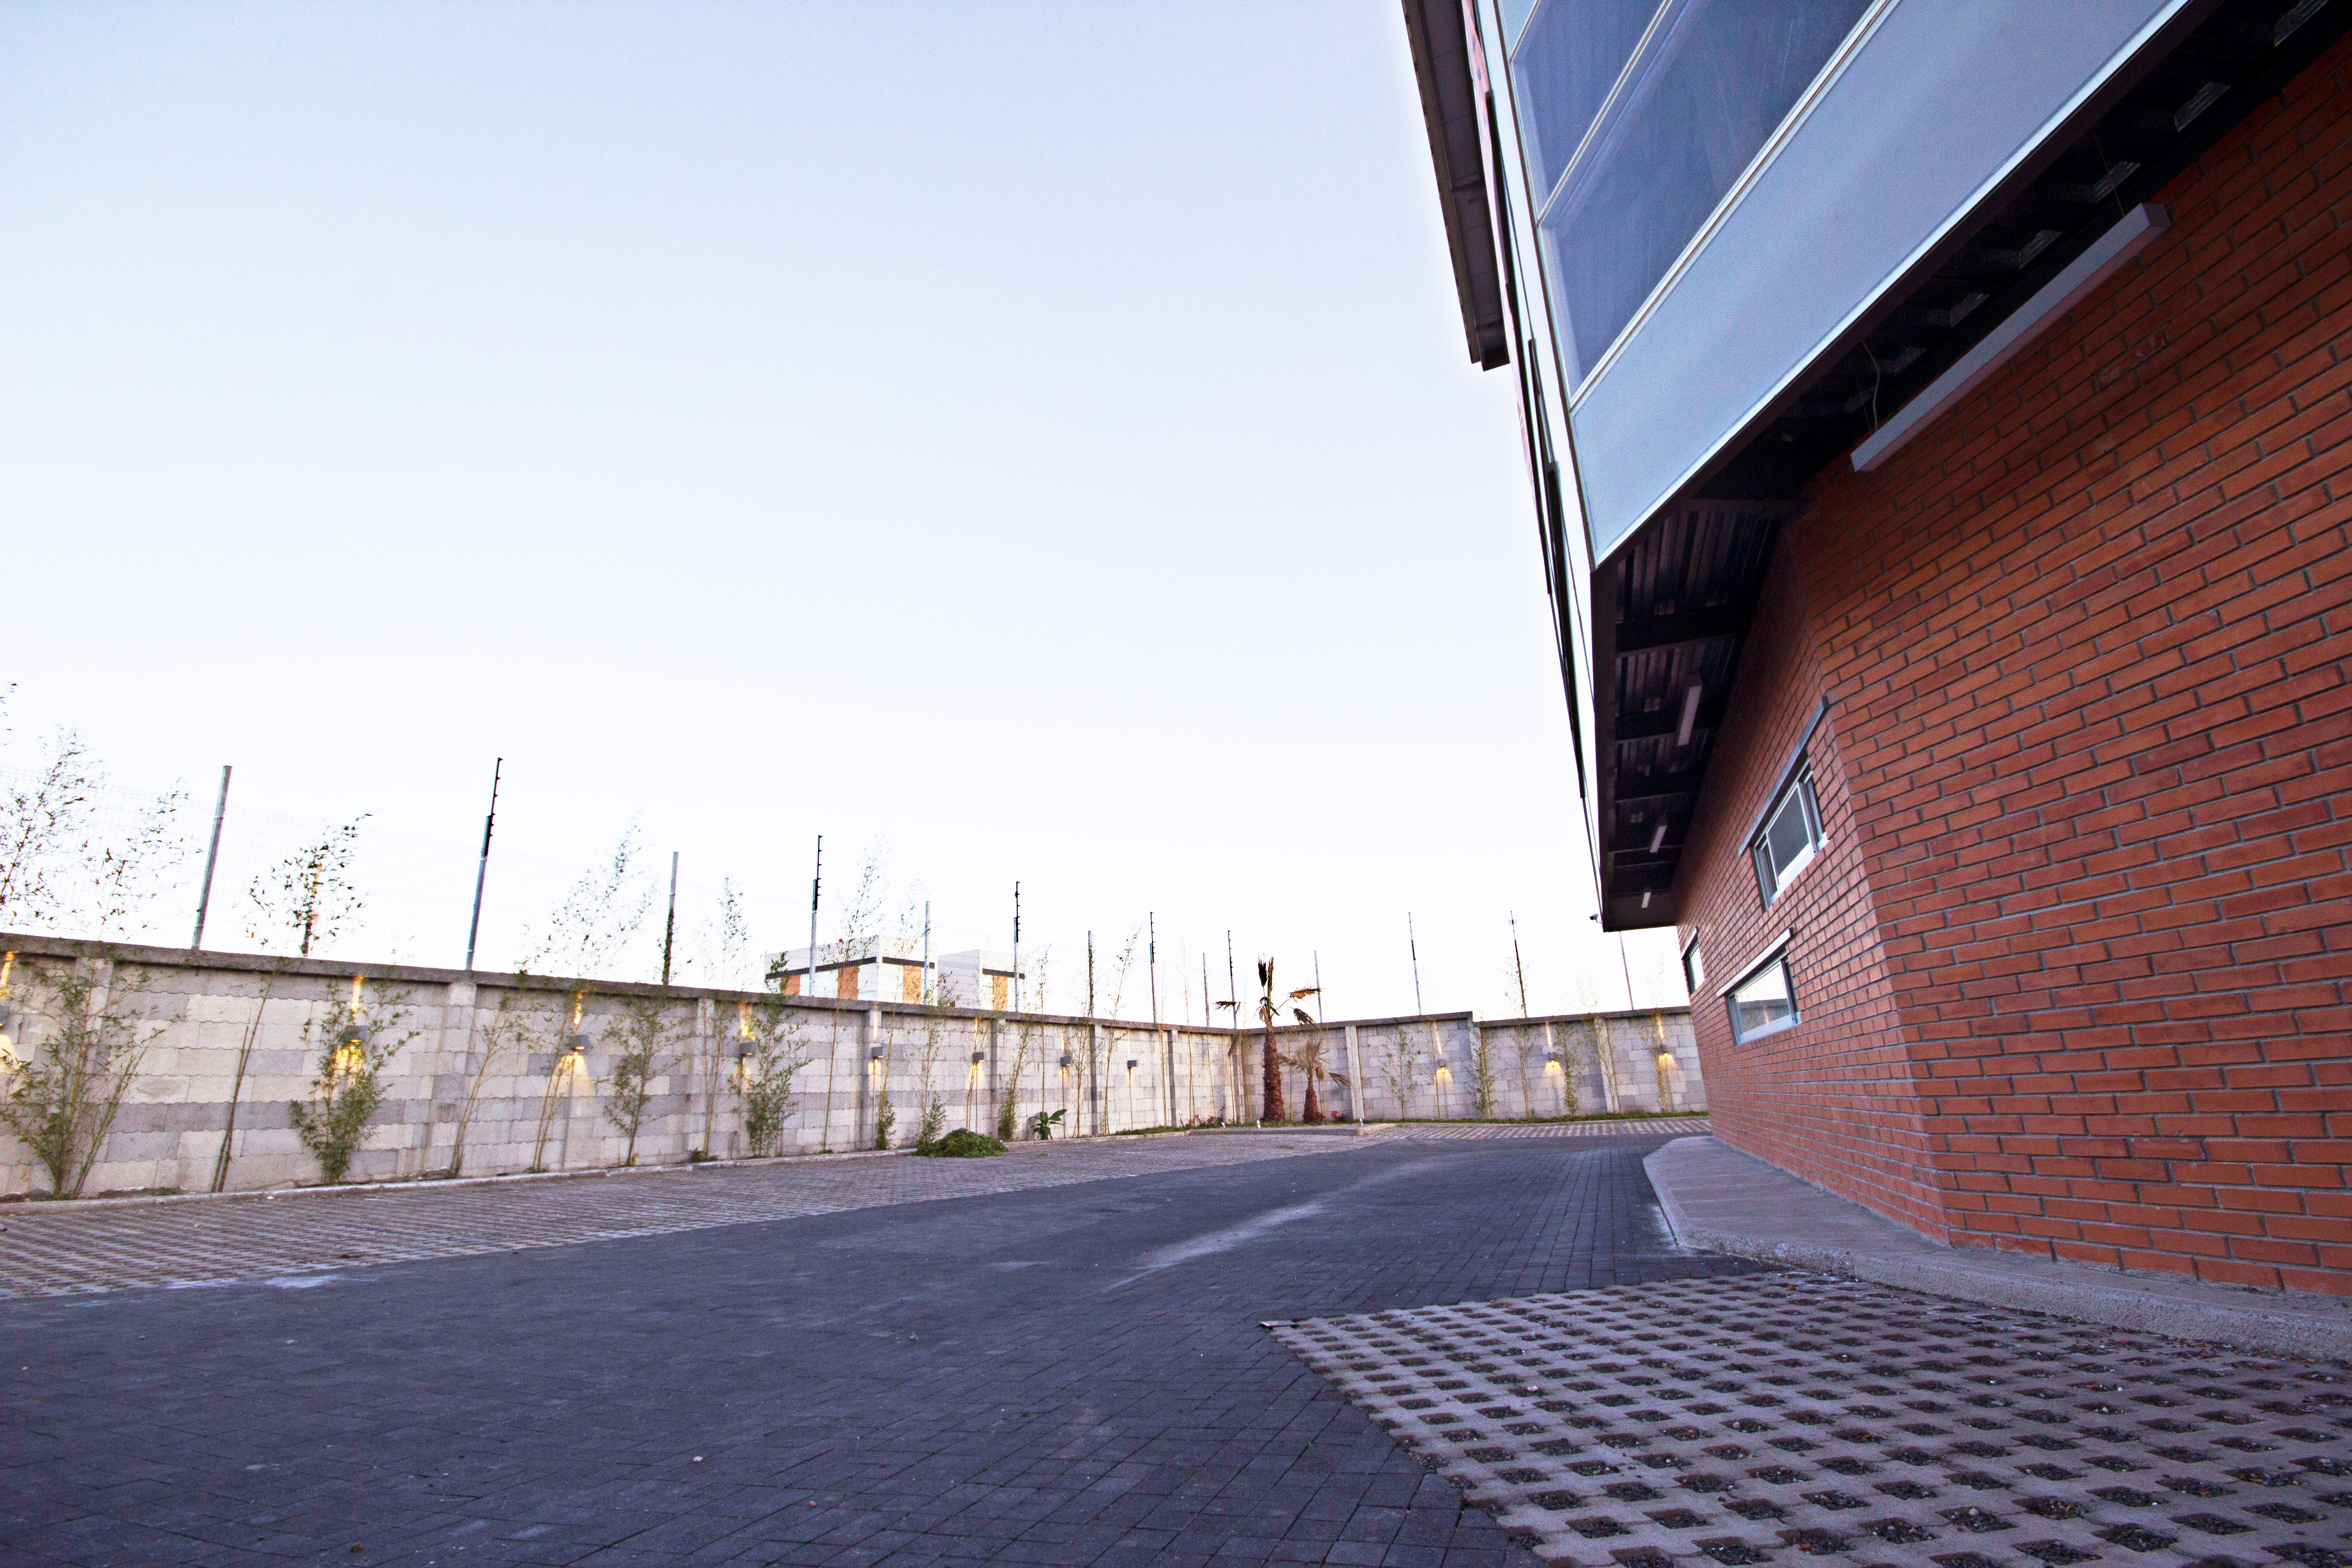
[5,1131,1753,1568]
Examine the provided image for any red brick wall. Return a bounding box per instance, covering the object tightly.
[1676,547,1948,1238]
[1680,38,2352,1295]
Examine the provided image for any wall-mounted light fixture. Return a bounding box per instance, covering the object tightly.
[1853,203,2172,471]
[971,1049,986,1065]
[565,1032,590,1054]
[1058,1053,1073,1069]
[0,1001,18,1071]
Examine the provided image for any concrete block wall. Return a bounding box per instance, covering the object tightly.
[1279,1011,1700,1122]
[0,936,1700,1196]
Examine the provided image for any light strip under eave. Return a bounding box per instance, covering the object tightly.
[1850,202,2172,472]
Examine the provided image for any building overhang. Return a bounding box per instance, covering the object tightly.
[1401,0,1509,371]
[1590,0,2348,932]
[1406,0,2351,932]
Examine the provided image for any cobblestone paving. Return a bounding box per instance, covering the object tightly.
[1271,1271,2352,1568]
[0,1133,1750,1568]
[0,1122,1706,1299]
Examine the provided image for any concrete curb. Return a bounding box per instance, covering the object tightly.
[1646,1137,2352,1362]
[0,1145,917,1214]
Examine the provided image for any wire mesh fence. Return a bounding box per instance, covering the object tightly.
[1,756,1687,1023]
[0,763,1021,994]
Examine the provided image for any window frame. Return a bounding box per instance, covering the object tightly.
[1725,941,1799,1044]
[1749,765,1824,907]
[1681,935,1705,995]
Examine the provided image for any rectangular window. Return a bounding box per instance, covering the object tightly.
[1728,952,1798,1043]
[1681,937,1705,995]
[1750,767,1822,906]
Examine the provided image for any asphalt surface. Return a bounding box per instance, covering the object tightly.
[0,1134,1760,1567]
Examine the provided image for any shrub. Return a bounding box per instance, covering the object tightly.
[1027,1107,1066,1140]
[289,981,416,1184]
[916,1128,1004,1158]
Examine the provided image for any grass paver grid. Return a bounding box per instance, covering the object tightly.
[1272,1271,2352,1567]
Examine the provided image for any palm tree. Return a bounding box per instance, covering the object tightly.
[1219,958,1316,1123]
[1281,1031,1349,1124]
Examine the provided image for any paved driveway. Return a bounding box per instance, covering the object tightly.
[0,1130,1750,1567]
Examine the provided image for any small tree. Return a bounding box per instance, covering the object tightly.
[1588,1016,1620,1112]
[601,994,677,1165]
[0,697,192,940]
[735,1000,812,1157]
[0,953,164,1197]
[1278,1029,1349,1124]
[530,1000,590,1172]
[1510,1024,1548,1120]
[997,1015,1034,1142]
[1469,1027,1502,1119]
[247,818,368,957]
[288,980,416,1183]
[522,829,655,980]
[912,1014,948,1148]
[450,988,558,1176]
[1377,1024,1422,1120]
[1217,958,1316,1123]
[872,1014,897,1149]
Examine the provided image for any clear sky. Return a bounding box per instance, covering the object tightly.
[0,1,1686,1018]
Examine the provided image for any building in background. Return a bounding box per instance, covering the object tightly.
[771,938,1022,1009]
[1405,0,2351,1295]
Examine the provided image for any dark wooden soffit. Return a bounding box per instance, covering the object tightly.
[1402,0,1509,371]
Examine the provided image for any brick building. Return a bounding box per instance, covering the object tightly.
[1406,0,2350,1295]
